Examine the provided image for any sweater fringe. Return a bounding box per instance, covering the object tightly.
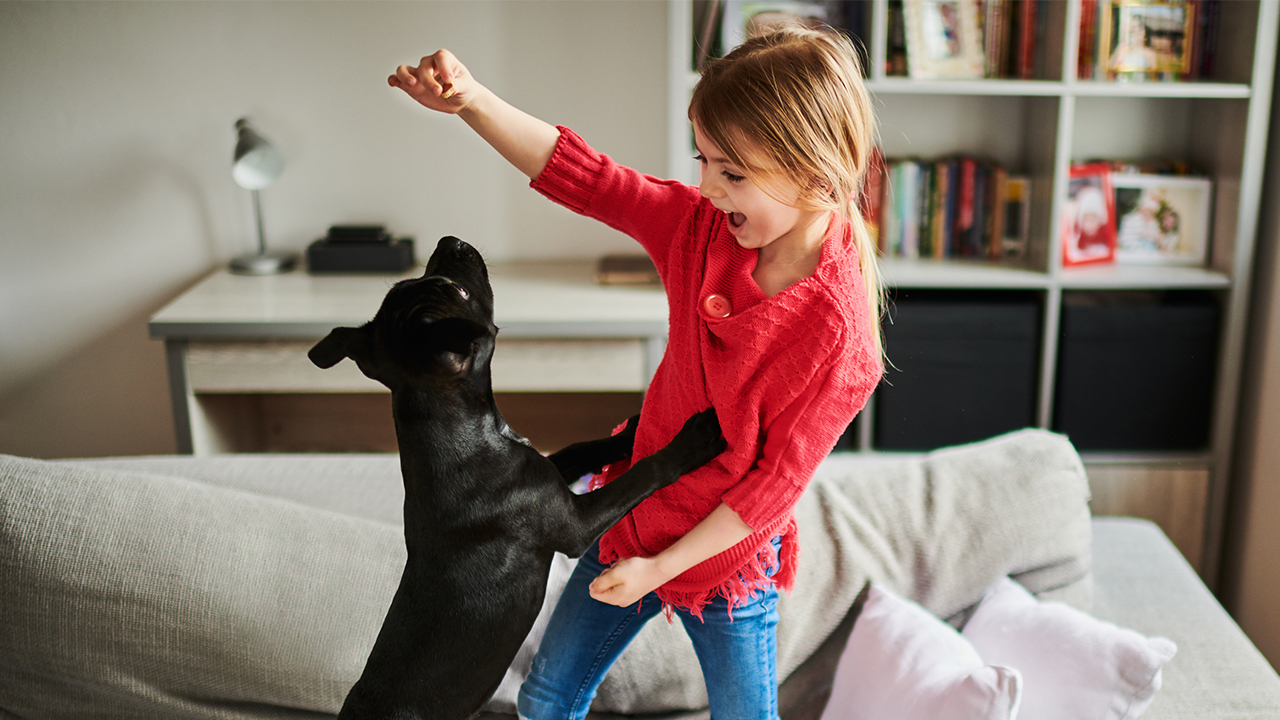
[599,521,799,622]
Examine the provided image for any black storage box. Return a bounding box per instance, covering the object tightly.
[1053,290,1220,451]
[307,225,415,273]
[873,289,1041,451]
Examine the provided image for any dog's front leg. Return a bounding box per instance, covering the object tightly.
[546,414,640,483]
[553,408,725,557]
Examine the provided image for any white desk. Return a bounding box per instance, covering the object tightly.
[150,262,668,454]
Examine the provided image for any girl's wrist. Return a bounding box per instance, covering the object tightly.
[651,551,684,585]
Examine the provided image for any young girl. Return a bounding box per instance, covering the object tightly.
[391,25,883,720]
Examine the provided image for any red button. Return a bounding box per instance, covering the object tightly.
[704,294,732,319]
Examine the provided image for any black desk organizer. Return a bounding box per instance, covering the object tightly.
[307,225,415,273]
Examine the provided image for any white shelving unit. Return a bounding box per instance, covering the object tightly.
[667,0,1279,584]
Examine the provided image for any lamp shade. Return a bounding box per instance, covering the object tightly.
[232,118,284,190]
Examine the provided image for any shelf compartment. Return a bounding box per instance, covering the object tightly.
[875,289,1042,451]
[1053,289,1220,452]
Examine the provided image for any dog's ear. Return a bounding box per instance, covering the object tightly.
[309,326,371,369]
[425,318,490,375]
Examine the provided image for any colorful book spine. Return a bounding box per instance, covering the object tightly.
[875,153,1023,262]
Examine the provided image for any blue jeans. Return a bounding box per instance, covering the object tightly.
[517,540,781,720]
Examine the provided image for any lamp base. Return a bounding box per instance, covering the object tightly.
[229,251,298,275]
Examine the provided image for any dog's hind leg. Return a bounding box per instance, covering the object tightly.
[545,414,640,482]
[551,408,725,557]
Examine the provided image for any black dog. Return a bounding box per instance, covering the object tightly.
[309,236,725,720]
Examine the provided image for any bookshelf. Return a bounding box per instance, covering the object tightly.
[667,0,1278,584]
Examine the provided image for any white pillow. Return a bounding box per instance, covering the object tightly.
[962,577,1177,720]
[819,583,1022,720]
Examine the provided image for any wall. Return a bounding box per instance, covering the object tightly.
[1223,43,1280,669]
[0,0,669,459]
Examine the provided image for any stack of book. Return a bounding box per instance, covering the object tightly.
[860,150,1030,261]
[980,0,1049,79]
[886,0,1047,79]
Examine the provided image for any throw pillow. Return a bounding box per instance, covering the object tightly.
[819,582,1022,720]
[961,577,1177,720]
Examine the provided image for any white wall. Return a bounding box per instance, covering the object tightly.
[0,0,670,458]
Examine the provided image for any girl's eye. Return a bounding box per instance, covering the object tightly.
[694,153,745,184]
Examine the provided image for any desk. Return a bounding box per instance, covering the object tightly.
[150,262,668,454]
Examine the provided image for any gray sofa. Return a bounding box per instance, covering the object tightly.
[1,429,1278,719]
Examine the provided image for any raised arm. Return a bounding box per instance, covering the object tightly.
[390,49,561,180]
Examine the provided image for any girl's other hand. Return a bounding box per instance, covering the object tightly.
[589,556,671,608]
[389,49,473,114]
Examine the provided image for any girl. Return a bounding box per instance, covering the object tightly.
[391,25,883,720]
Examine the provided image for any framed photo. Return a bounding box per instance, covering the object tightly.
[720,1,840,54]
[1062,163,1117,267]
[1112,174,1212,265]
[1098,1,1196,78]
[903,0,984,79]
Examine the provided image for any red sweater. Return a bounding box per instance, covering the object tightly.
[532,128,882,615]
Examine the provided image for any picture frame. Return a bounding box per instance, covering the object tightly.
[1112,173,1212,266]
[1098,0,1196,79]
[720,1,840,54]
[903,0,985,80]
[1062,163,1117,267]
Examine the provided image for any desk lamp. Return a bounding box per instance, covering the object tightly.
[229,118,297,274]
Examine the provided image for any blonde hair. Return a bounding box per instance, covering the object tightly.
[689,25,884,360]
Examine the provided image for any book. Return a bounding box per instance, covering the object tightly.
[861,147,887,245]
[1003,176,1031,259]
[901,161,920,259]
[988,165,1009,260]
[1017,0,1038,79]
[876,154,1025,262]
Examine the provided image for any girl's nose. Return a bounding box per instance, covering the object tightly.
[699,172,723,200]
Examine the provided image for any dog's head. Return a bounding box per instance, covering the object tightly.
[308,236,497,391]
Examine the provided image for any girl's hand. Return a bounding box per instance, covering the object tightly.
[589,556,672,608]
[389,49,475,114]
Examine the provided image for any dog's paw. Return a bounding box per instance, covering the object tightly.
[614,414,641,456]
[670,407,726,469]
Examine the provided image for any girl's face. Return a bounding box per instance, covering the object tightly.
[692,121,828,256]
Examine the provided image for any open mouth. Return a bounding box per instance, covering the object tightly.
[728,212,746,228]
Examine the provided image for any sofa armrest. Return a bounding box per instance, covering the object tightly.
[1091,518,1280,718]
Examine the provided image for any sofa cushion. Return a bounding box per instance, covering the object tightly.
[72,453,405,525]
[0,453,402,719]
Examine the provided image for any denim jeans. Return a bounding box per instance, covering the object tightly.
[517,540,781,720]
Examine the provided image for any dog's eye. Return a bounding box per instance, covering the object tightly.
[457,285,470,300]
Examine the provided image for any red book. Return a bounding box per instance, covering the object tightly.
[1018,0,1037,79]
[952,157,977,255]
[860,147,887,243]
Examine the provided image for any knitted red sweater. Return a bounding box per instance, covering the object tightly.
[532,128,882,615]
